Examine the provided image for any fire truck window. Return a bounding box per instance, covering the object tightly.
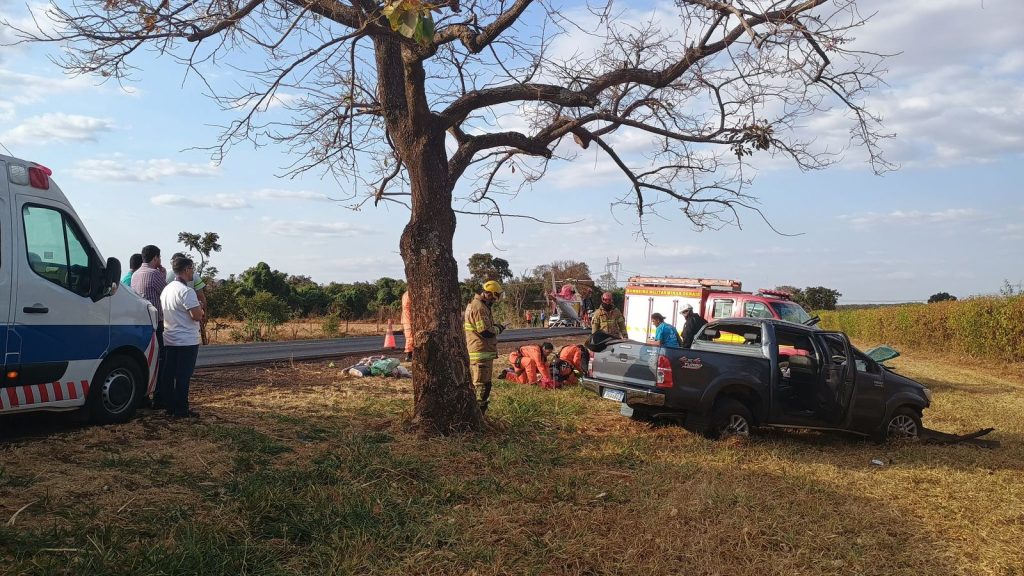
[744,301,773,318]
[712,299,734,318]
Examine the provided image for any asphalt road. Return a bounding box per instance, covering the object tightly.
[195,327,590,368]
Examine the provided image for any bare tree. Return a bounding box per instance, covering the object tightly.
[9,0,891,434]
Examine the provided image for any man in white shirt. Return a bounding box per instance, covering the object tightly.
[159,256,205,418]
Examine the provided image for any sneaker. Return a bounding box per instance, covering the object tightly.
[405,353,413,362]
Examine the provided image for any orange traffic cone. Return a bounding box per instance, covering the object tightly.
[383,320,397,349]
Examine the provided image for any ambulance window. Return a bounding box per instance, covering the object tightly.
[23,205,92,296]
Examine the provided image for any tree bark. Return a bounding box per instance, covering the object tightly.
[375,37,483,434]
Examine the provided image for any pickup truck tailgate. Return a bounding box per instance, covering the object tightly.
[591,341,658,389]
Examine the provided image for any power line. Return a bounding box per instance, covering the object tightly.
[0,139,13,156]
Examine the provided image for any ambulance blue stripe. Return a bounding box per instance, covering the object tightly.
[13,324,153,363]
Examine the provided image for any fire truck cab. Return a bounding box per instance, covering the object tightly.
[622,276,814,343]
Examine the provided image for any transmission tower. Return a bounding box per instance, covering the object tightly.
[601,257,620,290]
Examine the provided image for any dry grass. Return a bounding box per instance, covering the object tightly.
[1,340,1022,576]
[205,319,393,344]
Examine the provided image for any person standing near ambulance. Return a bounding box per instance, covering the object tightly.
[131,245,168,407]
[464,280,505,412]
[160,257,204,418]
[591,291,627,339]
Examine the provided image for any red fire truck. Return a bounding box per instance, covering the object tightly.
[622,276,815,342]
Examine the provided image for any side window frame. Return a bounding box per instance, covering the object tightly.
[712,298,734,318]
[744,301,772,319]
[22,203,96,297]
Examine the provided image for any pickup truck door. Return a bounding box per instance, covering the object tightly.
[815,332,857,426]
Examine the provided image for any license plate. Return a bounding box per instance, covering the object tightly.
[601,388,625,402]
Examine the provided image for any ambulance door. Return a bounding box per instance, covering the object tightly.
[0,161,11,376]
[12,197,110,404]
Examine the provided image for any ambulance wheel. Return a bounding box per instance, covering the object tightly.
[88,355,143,424]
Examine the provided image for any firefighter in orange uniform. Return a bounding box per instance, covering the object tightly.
[501,342,555,388]
[555,343,591,387]
[401,290,413,362]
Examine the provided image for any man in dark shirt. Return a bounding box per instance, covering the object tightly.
[679,304,708,348]
[131,245,167,407]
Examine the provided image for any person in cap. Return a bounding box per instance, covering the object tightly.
[464,280,505,412]
[679,303,708,348]
[647,312,681,347]
[591,291,627,339]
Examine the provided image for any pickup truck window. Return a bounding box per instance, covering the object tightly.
[854,351,880,374]
[712,299,734,318]
[698,322,761,346]
[744,301,773,318]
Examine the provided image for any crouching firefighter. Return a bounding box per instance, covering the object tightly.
[464,280,505,413]
[501,342,555,388]
[552,344,591,387]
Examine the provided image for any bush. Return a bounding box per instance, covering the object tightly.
[321,316,340,338]
[238,291,291,341]
[206,282,242,319]
[818,295,1024,363]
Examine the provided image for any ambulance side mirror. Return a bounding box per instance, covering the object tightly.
[93,257,121,301]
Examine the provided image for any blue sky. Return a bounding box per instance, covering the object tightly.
[1,0,1021,304]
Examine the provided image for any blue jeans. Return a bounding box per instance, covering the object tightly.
[160,345,199,416]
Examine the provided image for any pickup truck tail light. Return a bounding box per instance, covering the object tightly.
[656,354,673,388]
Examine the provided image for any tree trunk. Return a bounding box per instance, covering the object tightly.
[400,127,482,433]
[375,37,483,434]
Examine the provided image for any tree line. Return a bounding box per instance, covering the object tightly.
[203,255,606,340]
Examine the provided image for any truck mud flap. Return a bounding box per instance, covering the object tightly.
[921,427,1000,449]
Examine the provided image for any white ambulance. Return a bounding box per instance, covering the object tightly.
[0,154,158,423]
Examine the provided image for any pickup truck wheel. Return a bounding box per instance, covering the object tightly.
[882,407,922,441]
[87,356,143,425]
[707,399,752,439]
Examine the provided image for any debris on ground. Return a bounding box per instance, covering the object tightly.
[343,356,411,378]
[921,427,999,448]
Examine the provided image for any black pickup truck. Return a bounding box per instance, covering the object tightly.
[582,318,931,441]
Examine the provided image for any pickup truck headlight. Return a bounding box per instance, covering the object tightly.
[922,387,933,403]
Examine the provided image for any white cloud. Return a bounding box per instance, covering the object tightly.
[70,157,220,182]
[839,208,985,229]
[1,113,112,145]
[150,194,249,210]
[0,69,96,105]
[252,188,333,202]
[265,219,374,238]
